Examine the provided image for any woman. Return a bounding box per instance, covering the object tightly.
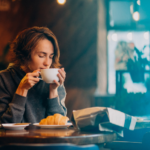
[0,26,67,123]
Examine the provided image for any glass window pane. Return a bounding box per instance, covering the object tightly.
[107,31,150,94]
[109,1,132,27]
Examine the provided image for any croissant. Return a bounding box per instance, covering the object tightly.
[39,113,69,125]
[47,116,54,125]
[39,118,48,125]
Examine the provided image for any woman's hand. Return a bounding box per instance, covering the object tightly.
[49,68,66,98]
[16,69,40,97]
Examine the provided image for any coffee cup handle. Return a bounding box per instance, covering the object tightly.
[37,71,42,80]
[38,77,42,80]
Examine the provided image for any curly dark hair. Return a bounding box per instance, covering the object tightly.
[9,26,61,68]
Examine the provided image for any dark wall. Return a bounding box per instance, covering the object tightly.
[0,0,98,117]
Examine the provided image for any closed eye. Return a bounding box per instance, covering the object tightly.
[39,54,45,58]
[38,52,46,58]
[49,56,54,59]
[49,54,54,59]
[38,52,54,58]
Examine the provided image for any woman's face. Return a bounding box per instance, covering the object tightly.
[28,39,54,72]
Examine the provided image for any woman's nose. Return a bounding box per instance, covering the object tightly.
[44,57,50,67]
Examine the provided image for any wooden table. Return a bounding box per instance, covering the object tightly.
[0,126,117,146]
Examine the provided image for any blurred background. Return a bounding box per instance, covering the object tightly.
[1,0,150,118]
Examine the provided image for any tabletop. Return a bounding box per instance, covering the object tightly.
[0,126,117,145]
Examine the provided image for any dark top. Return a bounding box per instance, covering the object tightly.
[0,65,67,123]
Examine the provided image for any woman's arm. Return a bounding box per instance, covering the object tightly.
[16,69,40,97]
[0,69,40,123]
[0,75,27,123]
[45,84,67,116]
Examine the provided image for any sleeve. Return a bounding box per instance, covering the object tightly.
[0,76,27,123]
[45,84,67,116]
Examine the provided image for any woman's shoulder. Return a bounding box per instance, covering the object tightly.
[0,68,14,87]
[0,64,21,79]
[0,64,22,89]
[0,68,11,76]
[0,64,14,74]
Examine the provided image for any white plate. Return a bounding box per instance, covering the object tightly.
[2,123,29,130]
[33,122,72,129]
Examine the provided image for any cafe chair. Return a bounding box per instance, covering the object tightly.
[142,131,150,149]
[0,143,100,150]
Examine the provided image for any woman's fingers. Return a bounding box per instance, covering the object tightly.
[50,68,66,93]
[23,77,39,87]
[23,70,40,88]
[29,76,40,82]
[27,70,40,78]
[58,68,65,84]
[17,69,41,95]
[57,73,64,85]
[58,68,66,80]
[53,80,60,86]
[25,73,40,82]
[49,68,66,94]
[58,68,66,85]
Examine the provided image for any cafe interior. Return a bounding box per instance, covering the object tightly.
[1,0,150,149]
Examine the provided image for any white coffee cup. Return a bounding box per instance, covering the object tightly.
[40,68,59,83]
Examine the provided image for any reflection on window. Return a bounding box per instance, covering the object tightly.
[109,1,132,27]
[107,31,150,94]
[123,72,150,93]
[109,0,150,29]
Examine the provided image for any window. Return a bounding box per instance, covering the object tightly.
[107,0,150,94]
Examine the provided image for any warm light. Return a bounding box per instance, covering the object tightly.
[137,0,140,5]
[111,33,118,42]
[144,32,149,40]
[110,20,114,27]
[57,0,66,5]
[127,32,132,41]
[130,4,133,14]
[107,34,111,41]
[133,11,140,21]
